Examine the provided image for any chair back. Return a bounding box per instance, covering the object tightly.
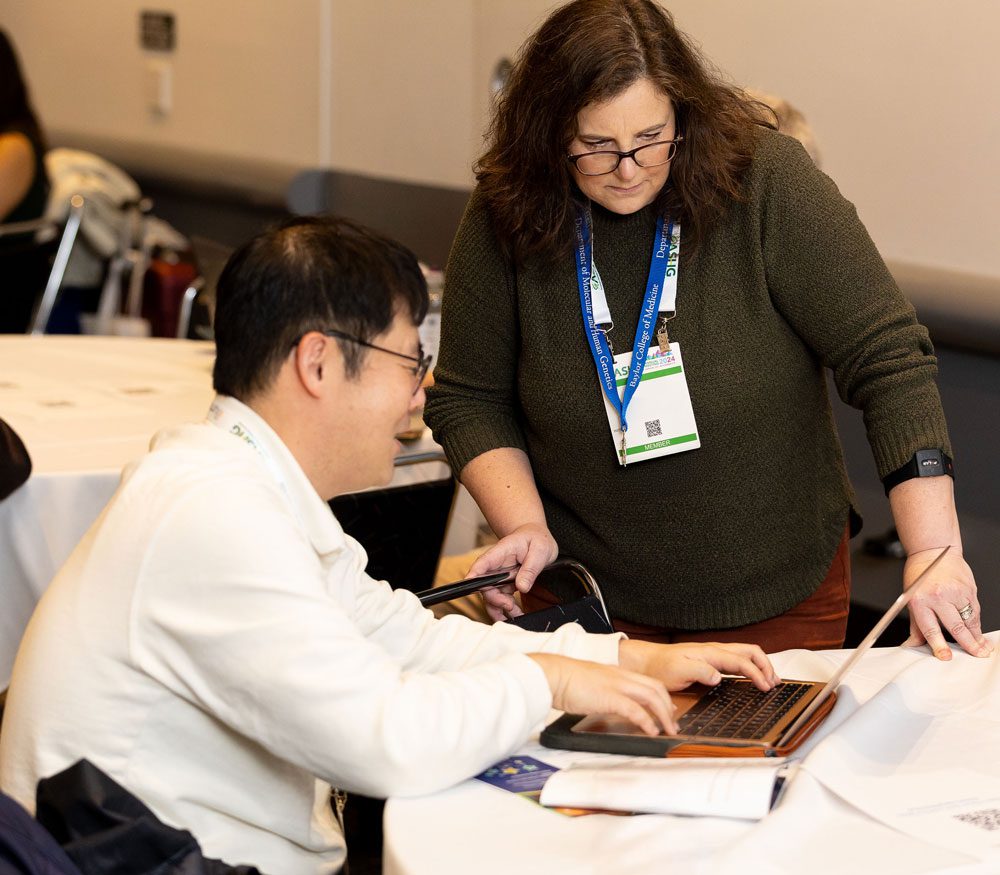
[329,450,456,593]
[0,214,63,334]
[28,196,85,334]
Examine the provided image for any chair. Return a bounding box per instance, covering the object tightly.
[176,235,234,340]
[32,149,199,338]
[417,558,614,634]
[0,192,158,336]
[0,195,84,335]
[26,195,86,334]
[176,276,204,339]
[329,450,457,593]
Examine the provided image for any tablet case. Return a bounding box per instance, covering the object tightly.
[540,691,837,758]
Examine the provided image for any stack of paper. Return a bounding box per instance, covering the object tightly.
[539,758,791,820]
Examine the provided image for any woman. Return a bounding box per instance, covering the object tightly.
[425,0,989,659]
[1,29,50,333]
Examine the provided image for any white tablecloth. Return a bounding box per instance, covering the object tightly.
[0,336,217,687]
[384,636,1000,875]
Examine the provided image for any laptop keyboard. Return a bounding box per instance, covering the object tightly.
[678,680,812,739]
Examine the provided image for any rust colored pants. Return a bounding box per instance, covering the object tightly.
[522,528,851,652]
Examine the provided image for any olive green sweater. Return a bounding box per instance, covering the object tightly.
[425,128,950,629]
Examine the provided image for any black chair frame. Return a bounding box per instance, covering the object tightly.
[417,557,614,635]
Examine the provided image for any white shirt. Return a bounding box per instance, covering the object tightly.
[0,396,621,873]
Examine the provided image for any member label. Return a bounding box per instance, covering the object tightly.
[600,342,700,465]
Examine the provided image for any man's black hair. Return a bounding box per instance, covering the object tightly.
[212,215,428,400]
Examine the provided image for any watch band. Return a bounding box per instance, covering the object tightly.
[882,449,954,496]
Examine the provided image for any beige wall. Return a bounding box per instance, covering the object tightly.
[328,1,477,188]
[3,0,322,169]
[663,1,1000,280]
[3,1,998,276]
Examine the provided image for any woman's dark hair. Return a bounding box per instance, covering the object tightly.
[213,215,428,401]
[0,30,46,149]
[475,0,773,263]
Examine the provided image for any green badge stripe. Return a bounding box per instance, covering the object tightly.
[625,432,698,456]
[615,365,682,388]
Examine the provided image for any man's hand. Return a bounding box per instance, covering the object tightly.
[527,653,678,736]
[618,640,780,692]
[467,523,558,621]
[903,548,993,660]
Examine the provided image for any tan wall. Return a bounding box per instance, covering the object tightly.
[2,0,322,168]
[663,0,1000,280]
[2,1,998,276]
[328,1,477,187]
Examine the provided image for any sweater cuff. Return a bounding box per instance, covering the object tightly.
[433,416,528,477]
[867,414,953,479]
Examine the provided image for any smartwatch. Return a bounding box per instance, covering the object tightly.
[882,449,954,496]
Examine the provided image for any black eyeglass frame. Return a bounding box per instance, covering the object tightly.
[566,135,685,176]
[297,328,432,393]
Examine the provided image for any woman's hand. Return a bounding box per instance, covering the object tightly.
[618,639,780,692]
[903,548,993,660]
[528,653,678,736]
[466,522,558,621]
[888,474,992,660]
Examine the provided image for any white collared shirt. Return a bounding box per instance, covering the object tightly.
[0,395,620,874]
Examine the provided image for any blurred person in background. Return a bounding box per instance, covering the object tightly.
[0,28,50,333]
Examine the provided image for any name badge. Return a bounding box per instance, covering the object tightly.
[600,342,700,466]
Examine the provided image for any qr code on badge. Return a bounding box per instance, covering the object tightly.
[954,809,1000,832]
[644,419,662,438]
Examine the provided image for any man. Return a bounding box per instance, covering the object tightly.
[0,217,776,873]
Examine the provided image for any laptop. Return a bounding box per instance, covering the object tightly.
[541,545,951,758]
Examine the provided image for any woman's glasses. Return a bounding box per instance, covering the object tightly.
[567,136,684,176]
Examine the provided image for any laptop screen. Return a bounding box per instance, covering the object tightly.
[777,544,951,746]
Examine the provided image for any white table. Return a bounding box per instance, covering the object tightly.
[0,335,462,688]
[0,335,217,687]
[384,636,1000,875]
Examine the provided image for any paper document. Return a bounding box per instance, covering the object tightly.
[799,637,1000,860]
[538,757,790,820]
[819,768,1000,858]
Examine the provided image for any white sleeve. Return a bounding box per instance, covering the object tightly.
[132,484,560,798]
[349,548,623,672]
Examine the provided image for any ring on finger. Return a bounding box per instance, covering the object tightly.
[958,603,975,622]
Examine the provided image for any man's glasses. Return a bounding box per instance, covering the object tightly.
[303,328,432,394]
[567,136,684,177]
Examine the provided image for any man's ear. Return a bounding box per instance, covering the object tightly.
[293,332,332,399]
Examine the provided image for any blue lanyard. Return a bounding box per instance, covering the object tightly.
[574,209,675,434]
